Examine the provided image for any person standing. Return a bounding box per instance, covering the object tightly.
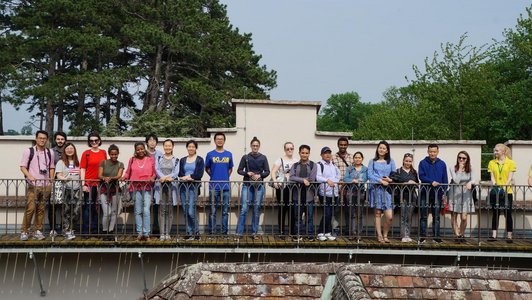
[49,131,67,236]
[98,144,124,240]
[178,140,205,240]
[205,132,233,237]
[154,139,178,241]
[270,142,297,237]
[448,151,476,242]
[528,164,532,187]
[368,141,396,243]
[123,142,156,241]
[418,144,448,244]
[331,137,353,237]
[487,144,516,242]
[80,132,107,235]
[393,153,419,243]
[235,137,270,239]
[289,145,318,241]
[145,133,163,235]
[343,151,368,239]
[19,130,55,241]
[56,143,81,240]
[316,146,341,241]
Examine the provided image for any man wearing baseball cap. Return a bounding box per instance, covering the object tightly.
[316,146,341,241]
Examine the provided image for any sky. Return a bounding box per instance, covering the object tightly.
[2,0,530,132]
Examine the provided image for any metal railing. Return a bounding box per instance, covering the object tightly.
[0,179,531,245]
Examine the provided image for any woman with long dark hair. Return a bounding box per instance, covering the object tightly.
[55,143,81,240]
[367,141,396,243]
[448,151,476,242]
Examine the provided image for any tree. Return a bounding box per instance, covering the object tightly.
[317,92,377,132]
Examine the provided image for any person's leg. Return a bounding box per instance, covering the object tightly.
[100,193,110,232]
[109,194,118,233]
[236,185,250,235]
[35,186,48,232]
[275,188,283,234]
[383,209,393,240]
[82,191,90,234]
[90,186,99,234]
[317,195,326,235]
[506,194,513,238]
[159,190,168,236]
[401,198,408,238]
[63,189,73,232]
[459,212,467,237]
[419,191,428,239]
[188,188,198,236]
[251,185,265,235]
[323,196,334,234]
[431,194,441,238]
[374,209,383,241]
[142,191,152,236]
[180,188,190,236]
[306,199,315,238]
[221,190,230,235]
[134,191,142,235]
[22,185,37,234]
[489,190,499,238]
[291,190,302,237]
[206,190,217,235]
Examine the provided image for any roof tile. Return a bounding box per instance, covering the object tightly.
[456,278,473,291]
[391,288,409,299]
[469,278,490,290]
[396,276,414,288]
[498,280,518,292]
[515,281,532,293]
[479,291,497,300]
[406,288,424,298]
[421,288,437,299]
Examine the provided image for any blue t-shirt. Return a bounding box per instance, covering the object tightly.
[205,149,233,191]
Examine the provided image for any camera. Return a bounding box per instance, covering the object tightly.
[39,169,48,175]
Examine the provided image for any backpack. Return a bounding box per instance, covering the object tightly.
[293,161,317,176]
[26,147,52,170]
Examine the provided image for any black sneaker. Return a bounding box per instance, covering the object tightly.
[487,236,497,242]
[419,238,426,244]
[306,236,315,242]
[433,238,443,244]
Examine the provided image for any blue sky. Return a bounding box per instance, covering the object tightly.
[3,0,530,132]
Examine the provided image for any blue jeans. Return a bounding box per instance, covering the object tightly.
[419,189,441,238]
[134,190,152,235]
[207,189,230,235]
[236,184,265,235]
[180,186,199,236]
[292,190,314,237]
[318,195,337,234]
[82,186,99,234]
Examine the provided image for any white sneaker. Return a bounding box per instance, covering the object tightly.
[64,231,76,240]
[325,233,336,241]
[160,235,166,241]
[401,237,413,243]
[34,230,45,240]
[317,233,327,241]
[20,232,29,241]
[49,230,57,237]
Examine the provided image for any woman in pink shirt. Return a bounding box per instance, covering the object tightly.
[123,142,155,241]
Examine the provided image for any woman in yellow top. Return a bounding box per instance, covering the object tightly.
[487,144,516,242]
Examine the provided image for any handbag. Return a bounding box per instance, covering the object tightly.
[440,194,449,216]
[52,180,65,205]
[489,186,506,208]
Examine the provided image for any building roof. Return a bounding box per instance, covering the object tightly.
[144,263,532,299]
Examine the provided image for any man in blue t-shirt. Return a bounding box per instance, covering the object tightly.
[205,132,233,236]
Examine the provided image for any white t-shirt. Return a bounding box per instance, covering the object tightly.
[274,157,297,180]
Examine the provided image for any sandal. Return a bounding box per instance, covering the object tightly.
[383,237,390,243]
[137,234,143,241]
[377,235,385,243]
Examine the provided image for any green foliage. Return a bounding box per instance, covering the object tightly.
[1,0,276,137]
[317,92,378,133]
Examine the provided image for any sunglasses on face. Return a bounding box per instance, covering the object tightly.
[458,156,467,160]
[90,139,100,144]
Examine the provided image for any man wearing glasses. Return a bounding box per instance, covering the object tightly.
[331,137,354,236]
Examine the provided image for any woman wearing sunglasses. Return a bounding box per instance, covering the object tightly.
[270,142,296,237]
[448,151,476,242]
[80,132,107,236]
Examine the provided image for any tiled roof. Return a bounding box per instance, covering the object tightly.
[145,262,336,299]
[144,263,532,299]
[335,264,532,299]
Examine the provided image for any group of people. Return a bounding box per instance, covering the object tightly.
[19,131,528,243]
